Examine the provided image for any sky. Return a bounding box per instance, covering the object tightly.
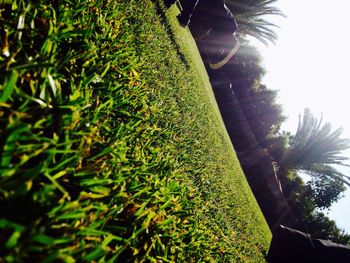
[250,0,350,233]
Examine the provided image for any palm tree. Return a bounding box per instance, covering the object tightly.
[226,0,285,45]
[280,108,350,186]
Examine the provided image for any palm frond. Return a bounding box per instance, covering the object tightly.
[227,0,285,45]
[285,109,350,169]
[281,108,350,187]
[302,164,350,187]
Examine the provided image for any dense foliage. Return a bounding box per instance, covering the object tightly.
[224,43,285,142]
[304,212,350,245]
[223,39,350,244]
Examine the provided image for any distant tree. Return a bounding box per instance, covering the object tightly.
[227,43,265,86]
[262,132,289,163]
[225,43,286,143]
[270,109,350,244]
[280,108,350,186]
[279,170,315,218]
[223,34,350,244]
[276,171,349,245]
[280,170,345,213]
[304,212,350,245]
[247,84,286,139]
[308,176,346,210]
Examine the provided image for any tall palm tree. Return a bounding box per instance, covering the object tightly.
[280,108,350,186]
[226,0,285,45]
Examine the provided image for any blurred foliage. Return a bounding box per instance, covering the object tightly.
[304,212,350,245]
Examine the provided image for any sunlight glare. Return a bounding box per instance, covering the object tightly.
[252,0,350,233]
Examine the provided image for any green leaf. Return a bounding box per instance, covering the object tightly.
[32,234,55,245]
[0,70,18,102]
[5,231,21,248]
[100,62,110,78]
[0,219,25,249]
[47,74,57,97]
[57,211,85,220]
[101,234,123,247]
[1,125,29,169]
[89,185,111,195]
[0,219,25,231]
[84,247,105,261]
[43,171,70,200]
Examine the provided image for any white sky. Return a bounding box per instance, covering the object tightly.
[251,0,350,233]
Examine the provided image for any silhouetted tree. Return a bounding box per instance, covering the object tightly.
[226,0,285,45]
[308,176,346,210]
[262,132,289,163]
[280,108,350,186]
[226,43,265,87]
[247,84,286,139]
[304,212,350,245]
